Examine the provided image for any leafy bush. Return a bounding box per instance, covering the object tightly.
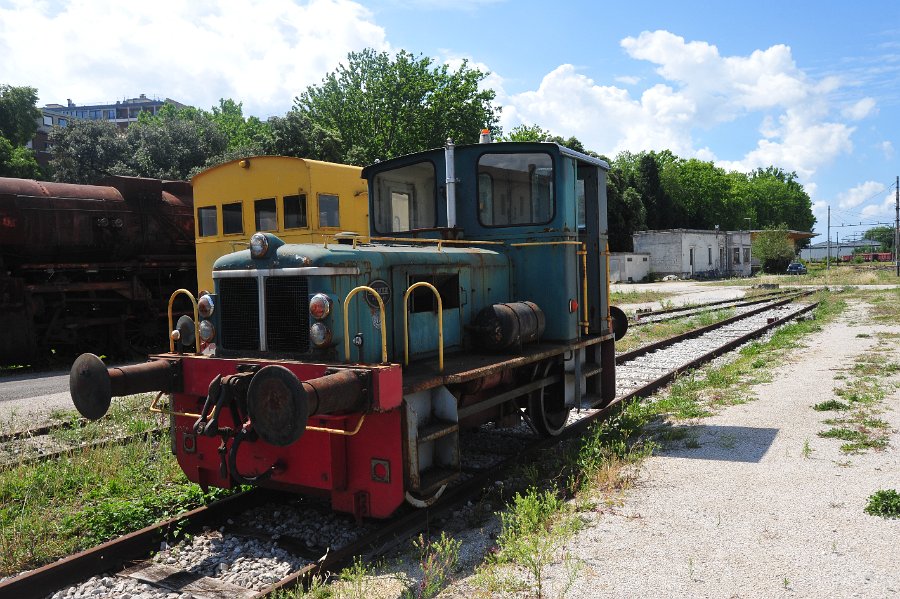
[865,490,900,518]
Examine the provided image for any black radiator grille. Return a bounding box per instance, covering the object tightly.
[219,278,260,350]
[265,277,309,352]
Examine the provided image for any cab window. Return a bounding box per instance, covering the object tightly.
[318,194,340,228]
[477,153,553,226]
[254,198,277,231]
[373,161,436,233]
[222,202,243,235]
[197,206,217,237]
[284,194,307,229]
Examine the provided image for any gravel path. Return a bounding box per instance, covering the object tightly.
[545,300,900,598]
[431,299,900,598]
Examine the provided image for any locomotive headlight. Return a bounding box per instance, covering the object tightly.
[199,319,216,342]
[198,294,215,318]
[309,293,332,320]
[309,322,332,348]
[250,232,269,258]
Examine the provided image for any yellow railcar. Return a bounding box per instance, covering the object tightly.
[191,156,368,291]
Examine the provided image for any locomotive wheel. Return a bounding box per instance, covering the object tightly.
[527,361,569,437]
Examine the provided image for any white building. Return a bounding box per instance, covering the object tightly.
[609,252,651,283]
[632,229,752,278]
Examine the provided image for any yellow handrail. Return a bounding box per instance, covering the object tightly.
[167,289,200,354]
[402,282,444,372]
[149,390,203,419]
[509,241,582,247]
[306,413,366,436]
[343,286,388,364]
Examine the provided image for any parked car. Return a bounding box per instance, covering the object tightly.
[786,262,807,275]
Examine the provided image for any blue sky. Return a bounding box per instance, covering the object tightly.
[2,0,899,241]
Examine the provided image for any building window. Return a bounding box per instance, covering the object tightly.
[197,206,217,237]
[689,248,694,267]
[222,202,243,235]
[708,247,712,265]
[627,257,632,262]
[318,194,340,228]
[743,248,751,264]
[58,118,67,127]
[43,115,53,126]
[643,257,648,262]
[283,194,307,229]
[733,248,740,265]
[254,198,277,231]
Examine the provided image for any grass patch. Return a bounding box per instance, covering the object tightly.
[813,399,848,411]
[0,397,229,577]
[611,289,678,305]
[617,308,736,353]
[865,490,900,519]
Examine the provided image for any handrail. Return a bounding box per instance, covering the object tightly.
[149,390,202,419]
[509,240,582,247]
[167,289,200,354]
[306,414,367,436]
[343,285,388,364]
[402,282,444,372]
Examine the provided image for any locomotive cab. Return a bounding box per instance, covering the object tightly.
[69,140,623,519]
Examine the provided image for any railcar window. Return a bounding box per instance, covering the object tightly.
[222,202,243,235]
[477,153,553,226]
[255,198,277,231]
[373,161,437,233]
[197,206,217,237]
[318,194,340,228]
[284,194,308,229]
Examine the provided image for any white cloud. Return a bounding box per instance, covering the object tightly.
[502,29,864,183]
[841,97,877,120]
[861,194,895,219]
[838,181,887,209]
[615,75,640,85]
[0,0,388,117]
[880,141,895,160]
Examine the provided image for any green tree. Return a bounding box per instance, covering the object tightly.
[752,226,796,273]
[500,123,550,142]
[744,167,814,232]
[0,136,41,178]
[208,98,271,152]
[121,104,228,180]
[49,119,127,183]
[266,109,344,163]
[289,49,500,165]
[0,84,40,146]
[863,225,894,252]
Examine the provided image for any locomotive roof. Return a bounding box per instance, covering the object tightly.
[361,141,609,178]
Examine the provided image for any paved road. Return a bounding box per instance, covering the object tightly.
[0,367,73,424]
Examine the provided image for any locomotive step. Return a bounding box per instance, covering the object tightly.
[582,362,603,378]
[417,419,460,444]
[416,466,459,495]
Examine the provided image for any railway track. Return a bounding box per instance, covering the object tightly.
[628,288,799,325]
[0,294,819,599]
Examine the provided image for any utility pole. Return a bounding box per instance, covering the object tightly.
[826,205,831,271]
[895,175,899,276]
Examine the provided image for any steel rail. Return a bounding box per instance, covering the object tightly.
[0,489,270,599]
[618,291,812,364]
[629,290,802,326]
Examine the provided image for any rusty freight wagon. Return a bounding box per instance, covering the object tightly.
[0,176,196,364]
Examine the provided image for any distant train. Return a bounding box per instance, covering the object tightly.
[71,138,628,519]
[840,252,893,263]
[0,176,197,364]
